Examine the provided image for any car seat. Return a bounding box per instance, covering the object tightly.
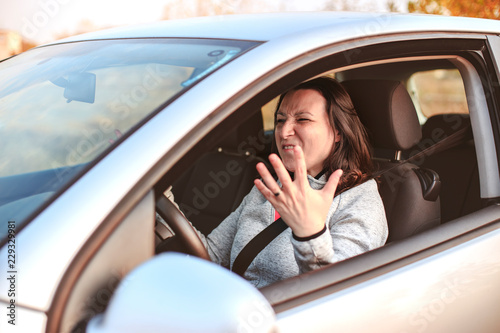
[410,114,480,223]
[342,79,441,242]
[171,111,268,235]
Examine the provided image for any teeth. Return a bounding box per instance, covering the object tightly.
[283,145,294,149]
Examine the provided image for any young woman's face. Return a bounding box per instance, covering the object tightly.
[275,89,338,177]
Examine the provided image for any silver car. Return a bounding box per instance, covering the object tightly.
[1,12,500,333]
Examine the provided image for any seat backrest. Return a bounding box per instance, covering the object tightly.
[342,79,441,242]
[413,114,480,223]
[172,111,266,235]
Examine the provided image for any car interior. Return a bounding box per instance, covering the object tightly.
[338,60,481,227]
[154,59,481,251]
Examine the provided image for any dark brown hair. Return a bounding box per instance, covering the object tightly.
[274,77,373,194]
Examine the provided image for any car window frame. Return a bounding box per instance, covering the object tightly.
[485,35,500,167]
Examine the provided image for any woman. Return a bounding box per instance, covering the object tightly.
[171,77,388,288]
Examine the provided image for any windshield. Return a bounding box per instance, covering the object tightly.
[0,38,258,242]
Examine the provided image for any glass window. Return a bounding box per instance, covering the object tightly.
[0,38,258,242]
[261,96,279,132]
[407,69,468,124]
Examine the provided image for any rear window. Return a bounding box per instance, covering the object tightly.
[407,69,468,124]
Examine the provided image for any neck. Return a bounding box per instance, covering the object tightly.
[312,169,326,180]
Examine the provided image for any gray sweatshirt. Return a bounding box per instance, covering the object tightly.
[197,175,388,288]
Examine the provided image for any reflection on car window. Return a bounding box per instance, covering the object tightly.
[407,69,468,124]
[0,38,258,242]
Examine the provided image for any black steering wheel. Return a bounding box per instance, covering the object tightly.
[156,195,210,260]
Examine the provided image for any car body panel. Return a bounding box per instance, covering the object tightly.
[276,215,500,332]
[55,12,500,44]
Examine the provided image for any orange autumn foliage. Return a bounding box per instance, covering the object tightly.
[408,0,499,19]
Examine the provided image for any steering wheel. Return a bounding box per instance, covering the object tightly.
[156,195,210,260]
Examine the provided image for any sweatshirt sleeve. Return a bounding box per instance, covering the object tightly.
[291,179,388,274]
[159,185,245,267]
[201,201,245,267]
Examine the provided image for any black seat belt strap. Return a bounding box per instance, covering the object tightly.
[406,122,472,164]
[232,217,288,277]
[373,122,472,177]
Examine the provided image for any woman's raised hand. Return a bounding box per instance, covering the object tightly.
[254,146,343,238]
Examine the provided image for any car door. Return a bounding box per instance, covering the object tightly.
[257,34,500,332]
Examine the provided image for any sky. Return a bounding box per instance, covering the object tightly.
[0,0,410,45]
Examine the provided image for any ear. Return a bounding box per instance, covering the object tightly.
[334,129,341,143]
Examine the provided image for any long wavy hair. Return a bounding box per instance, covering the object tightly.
[274,77,373,194]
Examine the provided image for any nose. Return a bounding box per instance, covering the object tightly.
[278,119,295,139]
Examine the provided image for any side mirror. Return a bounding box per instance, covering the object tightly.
[86,253,276,333]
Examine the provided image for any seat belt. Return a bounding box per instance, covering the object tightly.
[373,122,472,177]
[232,212,288,277]
[407,122,472,163]
[231,123,472,277]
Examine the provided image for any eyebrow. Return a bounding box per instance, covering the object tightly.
[276,111,314,117]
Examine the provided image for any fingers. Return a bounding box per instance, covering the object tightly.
[255,147,310,196]
[255,162,281,199]
[323,169,343,197]
[256,150,338,201]
[268,153,293,189]
[292,146,308,188]
[254,178,274,200]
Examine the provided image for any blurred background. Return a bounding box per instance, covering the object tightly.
[1,0,499,60]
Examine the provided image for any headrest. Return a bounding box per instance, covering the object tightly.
[342,79,422,151]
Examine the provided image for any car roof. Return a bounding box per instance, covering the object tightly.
[53,12,500,45]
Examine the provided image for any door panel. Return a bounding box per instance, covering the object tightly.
[276,210,500,332]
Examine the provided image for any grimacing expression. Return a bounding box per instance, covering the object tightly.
[275,89,339,177]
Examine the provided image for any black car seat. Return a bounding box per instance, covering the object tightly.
[409,114,480,223]
[342,79,441,242]
[171,111,269,235]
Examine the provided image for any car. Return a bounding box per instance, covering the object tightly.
[2,11,500,333]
